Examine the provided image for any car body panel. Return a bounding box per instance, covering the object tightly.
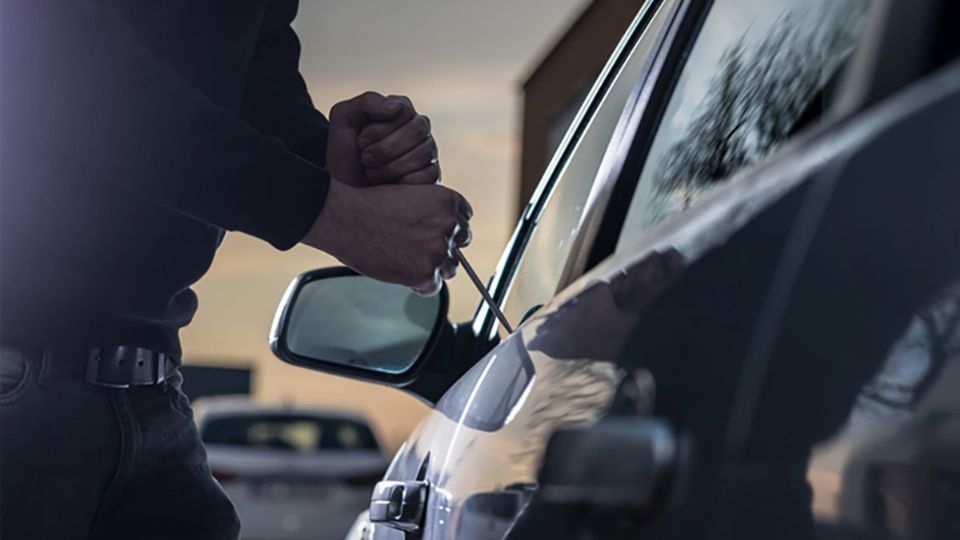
[337,0,960,537]
[361,31,960,540]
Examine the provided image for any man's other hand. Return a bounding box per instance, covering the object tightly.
[302,181,472,296]
[357,95,439,186]
[327,92,438,187]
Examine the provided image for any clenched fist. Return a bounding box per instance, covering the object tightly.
[327,92,439,188]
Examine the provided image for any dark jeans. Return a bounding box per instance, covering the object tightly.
[0,348,240,539]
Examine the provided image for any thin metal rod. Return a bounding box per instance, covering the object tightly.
[453,248,514,334]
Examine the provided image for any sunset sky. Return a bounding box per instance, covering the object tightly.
[181,0,588,451]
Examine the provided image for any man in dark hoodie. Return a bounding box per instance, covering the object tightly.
[0,1,470,537]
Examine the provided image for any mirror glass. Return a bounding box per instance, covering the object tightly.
[284,275,442,375]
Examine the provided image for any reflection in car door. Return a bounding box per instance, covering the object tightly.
[369,0,892,538]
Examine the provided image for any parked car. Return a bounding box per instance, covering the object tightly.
[196,399,387,540]
[271,0,960,538]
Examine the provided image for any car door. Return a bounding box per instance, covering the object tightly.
[364,0,889,538]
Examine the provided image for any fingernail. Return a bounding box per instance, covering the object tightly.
[385,100,402,113]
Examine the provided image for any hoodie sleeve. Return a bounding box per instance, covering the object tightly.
[2,0,328,250]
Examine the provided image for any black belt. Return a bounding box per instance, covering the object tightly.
[46,346,180,388]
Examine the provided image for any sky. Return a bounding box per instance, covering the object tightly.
[181,0,588,451]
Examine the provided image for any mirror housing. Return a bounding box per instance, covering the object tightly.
[270,267,450,387]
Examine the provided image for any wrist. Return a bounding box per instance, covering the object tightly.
[303,179,356,256]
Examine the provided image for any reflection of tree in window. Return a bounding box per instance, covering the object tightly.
[858,287,960,415]
[654,1,867,215]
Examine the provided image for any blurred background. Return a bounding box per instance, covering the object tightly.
[179,0,645,454]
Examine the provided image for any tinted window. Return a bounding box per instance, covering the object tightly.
[500,1,674,327]
[617,0,869,250]
[202,414,379,453]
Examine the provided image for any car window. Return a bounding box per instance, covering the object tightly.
[201,414,379,453]
[499,1,674,327]
[616,0,870,251]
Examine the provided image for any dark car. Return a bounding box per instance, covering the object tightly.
[271,0,960,538]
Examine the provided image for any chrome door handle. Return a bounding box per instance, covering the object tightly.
[369,480,429,533]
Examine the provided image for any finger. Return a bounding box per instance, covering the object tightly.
[360,115,432,168]
[357,98,420,146]
[357,116,406,148]
[440,257,458,280]
[413,268,442,297]
[331,91,410,127]
[453,218,472,248]
[453,191,473,220]
[365,138,438,184]
[396,163,441,185]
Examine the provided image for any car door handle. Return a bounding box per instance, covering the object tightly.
[369,480,429,533]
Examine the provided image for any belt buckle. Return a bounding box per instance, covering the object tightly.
[85,348,131,388]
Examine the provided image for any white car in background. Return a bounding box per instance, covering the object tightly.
[195,399,387,540]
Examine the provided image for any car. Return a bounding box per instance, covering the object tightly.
[270,0,960,538]
[195,398,387,540]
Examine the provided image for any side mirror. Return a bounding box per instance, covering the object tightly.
[270,267,449,385]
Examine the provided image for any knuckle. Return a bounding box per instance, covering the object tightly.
[416,116,431,138]
[360,90,383,103]
[419,143,434,161]
[448,191,465,209]
[329,101,347,118]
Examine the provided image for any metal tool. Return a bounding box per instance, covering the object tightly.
[453,248,514,334]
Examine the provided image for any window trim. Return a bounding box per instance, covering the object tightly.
[470,0,684,340]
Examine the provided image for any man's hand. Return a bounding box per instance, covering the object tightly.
[327,92,439,187]
[302,181,472,296]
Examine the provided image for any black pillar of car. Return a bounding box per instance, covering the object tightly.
[400,321,498,405]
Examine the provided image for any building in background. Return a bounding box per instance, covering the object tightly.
[518,0,645,217]
[180,364,252,401]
